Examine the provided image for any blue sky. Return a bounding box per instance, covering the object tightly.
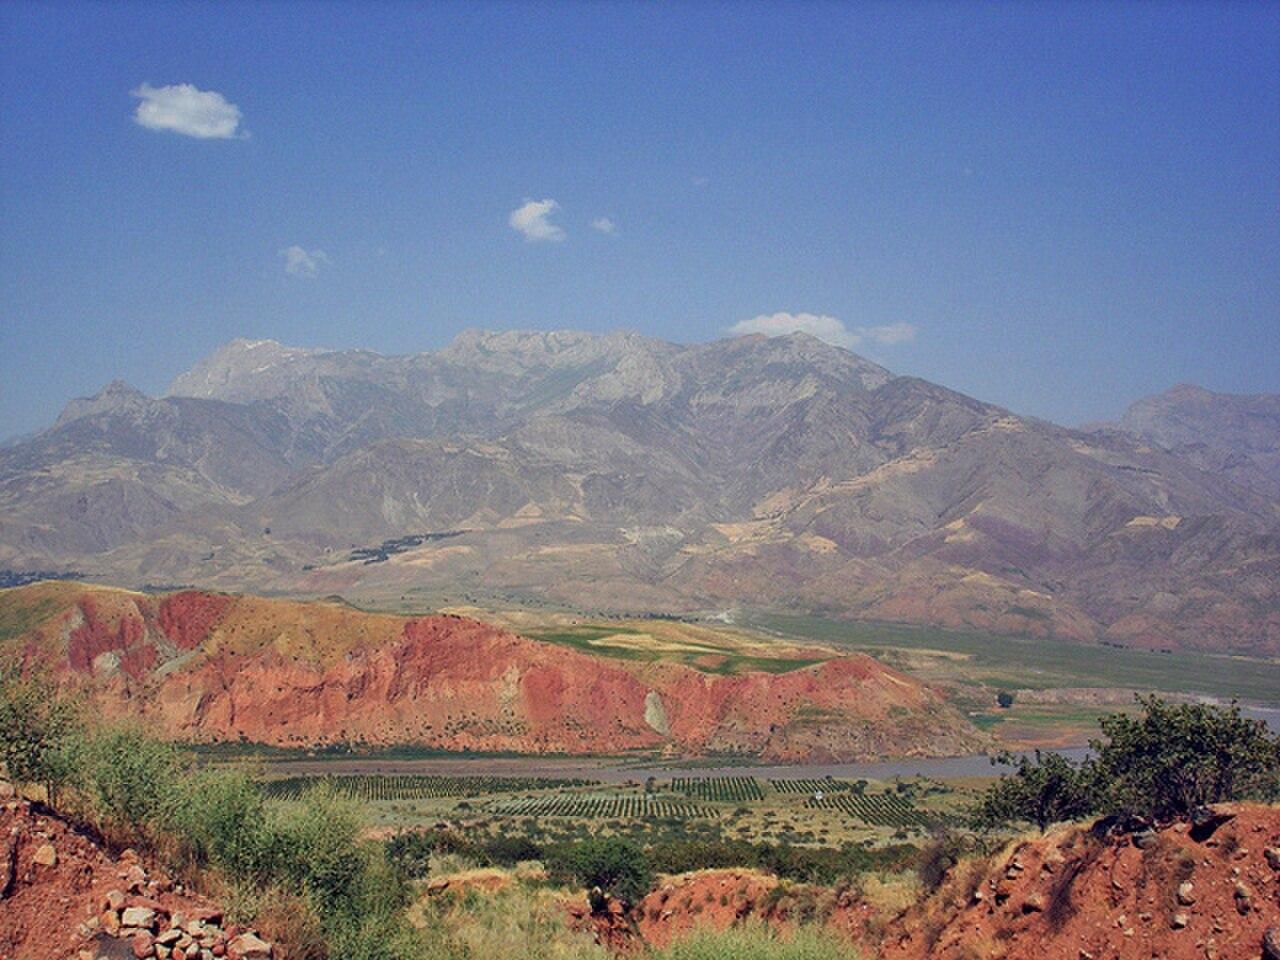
[2,1,1277,440]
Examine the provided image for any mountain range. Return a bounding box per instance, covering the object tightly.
[2,330,1277,655]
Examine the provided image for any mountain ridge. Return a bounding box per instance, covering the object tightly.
[3,330,1277,655]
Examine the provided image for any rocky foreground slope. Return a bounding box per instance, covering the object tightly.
[0,581,983,761]
[571,805,1280,959]
[0,788,274,960]
[881,803,1280,960]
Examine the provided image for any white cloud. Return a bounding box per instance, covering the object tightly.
[863,322,917,345]
[591,217,616,234]
[132,83,245,139]
[729,312,860,348]
[728,313,917,350]
[509,199,565,242]
[280,246,329,279]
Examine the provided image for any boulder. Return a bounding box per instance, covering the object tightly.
[121,906,158,929]
[227,932,271,959]
[1264,928,1280,960]
[1189,805,1236,842]
[32,842,57,866]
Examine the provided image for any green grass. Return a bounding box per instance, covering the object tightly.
[528,625,818,675]
[747,613,1280,705]
[652,924,859,960]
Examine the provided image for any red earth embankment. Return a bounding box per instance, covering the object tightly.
[1,581,984,761]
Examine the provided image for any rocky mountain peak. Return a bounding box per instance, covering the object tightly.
[54,379,149,427]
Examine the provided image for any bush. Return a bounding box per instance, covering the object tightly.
[1091,696,1280,821]
[996,690,1015,709]
[172,767,267,877]
[387,831,434,880]
[547,837,653,907]
[75,724,186,846]
[0,657,80,804]
[970,750,1096,832]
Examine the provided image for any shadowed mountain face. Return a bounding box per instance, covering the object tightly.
[2,330,1278,654]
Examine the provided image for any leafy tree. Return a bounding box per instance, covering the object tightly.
[996,690,1016,709]
[0,656,80,805]
[1091,696,1280,821]
[549,837,653,908]
[970,750,1096,832]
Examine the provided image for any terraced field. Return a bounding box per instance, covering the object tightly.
[486,794,713,819]
[769,778,855,795]
[671,776,764,802]
[262,774,594,801]
[806,791,940,828]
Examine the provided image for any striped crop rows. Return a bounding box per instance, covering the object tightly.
[768,779,850,795]
[486,794,713,819]
[671,776,764,802]
[261,774,593,802]
[805,791,937,828]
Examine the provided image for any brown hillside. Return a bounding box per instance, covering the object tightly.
[882,804,1280,960]
[0,582,983,761]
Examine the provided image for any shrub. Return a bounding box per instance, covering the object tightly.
[548,837,653,907]
[996,691,1015,709]
[0,657,80,804]
[387,831,434,880]
[75,724,186,846]
[1091,696,1280,821]
[970,750,1096,832]
[172,767,267,878]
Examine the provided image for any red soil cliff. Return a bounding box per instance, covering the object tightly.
[1,582,983,761]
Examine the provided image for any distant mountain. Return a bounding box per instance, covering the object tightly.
[1101,384,1280,499]
[2,330,1278,654]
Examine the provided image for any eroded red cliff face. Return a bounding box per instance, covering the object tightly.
[5,582,984,760]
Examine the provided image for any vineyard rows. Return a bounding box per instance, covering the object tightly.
[768,779,851,795]
[262,774,594,802]
[487,794,713,819]
[805,792,937,828]
[671,776,764,802]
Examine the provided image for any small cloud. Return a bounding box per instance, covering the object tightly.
[132,83,245,139]
[280,246,329,279]
[591,217,616,234]
[863,322,916,345]
[509,199,565,242]
[691,175,710,187]
[728,313,918,350]
[729,312,859,349]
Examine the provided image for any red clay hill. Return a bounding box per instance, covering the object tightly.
[0,582,983,761]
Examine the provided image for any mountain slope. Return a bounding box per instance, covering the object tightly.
[0,581,984,760]
[2,330,1278,654]
[1105,383,1280,499]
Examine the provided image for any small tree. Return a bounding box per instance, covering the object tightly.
[551,837,653,909]
[1091,696,1280,822]
[0,656,80,806]
[996,690,1015,709]
[971,750,1096,832]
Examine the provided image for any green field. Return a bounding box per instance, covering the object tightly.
[527,623,821,675]
[747,613,1280,705]
[256,770,962,846]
